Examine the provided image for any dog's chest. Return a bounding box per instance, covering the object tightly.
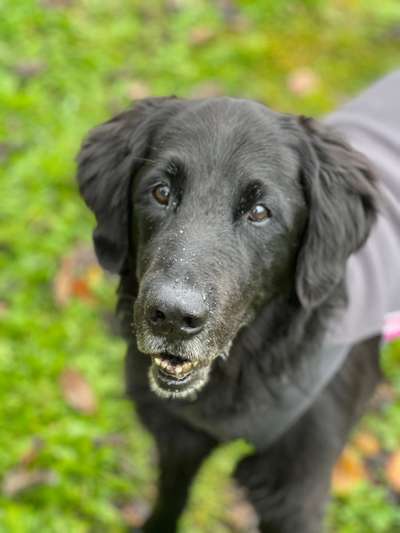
[166,342,350,450]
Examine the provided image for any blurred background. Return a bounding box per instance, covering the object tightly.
[1,0,400,531]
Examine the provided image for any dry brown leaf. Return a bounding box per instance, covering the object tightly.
[226,498,259,531]
[13,61,46,80]
[127,80,151,100]
[353,431,380,458]
[190,81,224,99]
[59,368,97,414]
[370,382,397,409]
[53,244,101,307]
[385,451,400,492]
[224,485,259,532]
[0,300,8,318]
[20,438,44,466]
[120,500,150,527]
[331,446,368,496]
[189,27,216,46]
[2,468,57,497]
[287,67,320,96]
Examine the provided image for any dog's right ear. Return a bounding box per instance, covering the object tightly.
[76,97,184,274]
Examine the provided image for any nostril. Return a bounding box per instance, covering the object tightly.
[150,309,166,325]
[183,314,204,331]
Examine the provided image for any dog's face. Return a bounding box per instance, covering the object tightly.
[131,101,308,397]
[77,97,376,399]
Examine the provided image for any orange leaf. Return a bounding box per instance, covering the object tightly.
[353,431,380,458]
[332,446,368,496]
[385,451,400,492]
[53,245,101,307]
[59,369,97,415]
[71,278,94,301]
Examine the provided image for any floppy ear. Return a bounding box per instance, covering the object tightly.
[76,97,184,273]
[295,116,377,308]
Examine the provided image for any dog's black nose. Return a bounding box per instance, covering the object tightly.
[147,285,207,337]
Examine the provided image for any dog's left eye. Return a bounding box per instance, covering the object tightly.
[248,204,272,223]
[152,184,170,206]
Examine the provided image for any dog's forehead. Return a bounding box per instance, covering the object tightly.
[152,98,298,187]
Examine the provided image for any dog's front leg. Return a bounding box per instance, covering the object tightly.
[234,406,339,533]
[234,395,355,533]
[141,419,217,533]
[234,338,381,533]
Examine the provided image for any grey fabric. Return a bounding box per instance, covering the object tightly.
[324,71,400,345]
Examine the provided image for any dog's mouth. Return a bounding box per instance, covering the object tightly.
[148,352,212,400]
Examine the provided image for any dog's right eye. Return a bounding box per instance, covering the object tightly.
[152,184,170,206]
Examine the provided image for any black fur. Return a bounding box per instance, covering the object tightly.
[77,97,380,532]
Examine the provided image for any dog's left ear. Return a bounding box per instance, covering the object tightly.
[76,97,184,274]
[294,116,377,309]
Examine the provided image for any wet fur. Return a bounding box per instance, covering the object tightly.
[77,97,381,532]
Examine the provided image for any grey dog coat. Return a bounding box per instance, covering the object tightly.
[325,70,400,345]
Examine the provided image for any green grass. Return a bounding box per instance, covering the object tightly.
[1,0,400,531]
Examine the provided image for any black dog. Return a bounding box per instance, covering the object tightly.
[76,79,397,532]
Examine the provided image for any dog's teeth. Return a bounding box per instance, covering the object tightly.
[175,365,183,375]
[161,360,169,369]
[155,357,161,366]
[182,362,192,373]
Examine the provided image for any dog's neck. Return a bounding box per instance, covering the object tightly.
[231,285,347,377]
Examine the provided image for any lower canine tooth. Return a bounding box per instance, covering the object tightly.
[155,357,161,366]
[182,363,191,372]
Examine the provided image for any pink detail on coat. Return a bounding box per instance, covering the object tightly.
[383,311,400,342]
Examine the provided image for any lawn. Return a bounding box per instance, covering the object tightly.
[1,0,400,531]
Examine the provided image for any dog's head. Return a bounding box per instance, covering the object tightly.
[77,97,376,399]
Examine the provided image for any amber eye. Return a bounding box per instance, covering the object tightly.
[248,204,271,223]
[152,184,170,206]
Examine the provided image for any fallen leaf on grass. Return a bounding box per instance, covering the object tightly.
[120,500,150,527]
[226,498,259,531]
[20,437,44,466]
[190,81,224,99]
[13,61,46,80]
[225,485,259,532]
[353,431,381,458]
[0,300,8,318]
[59,369,97,415]
[189,27,216,46]
[287,67,320,96]
[127,80,151,100]
[3,468,57,497]
[385,451,400,492]
[0,142,23,163]
[53,244,102,307]
[370,382,397,410]
[332,446,368,496]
